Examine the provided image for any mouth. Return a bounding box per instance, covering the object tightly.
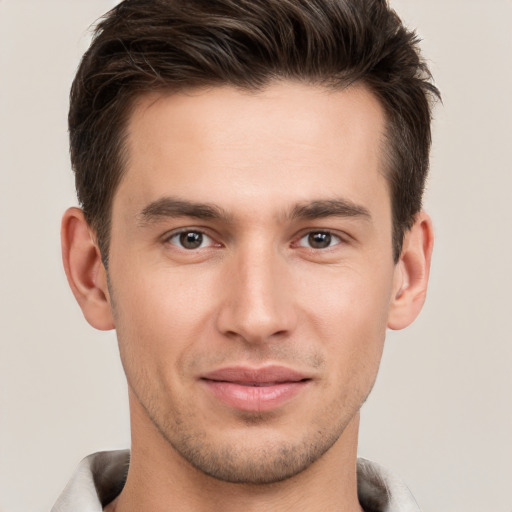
[200,365,312,412]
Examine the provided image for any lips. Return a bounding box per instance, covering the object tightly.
[200,365,311,412]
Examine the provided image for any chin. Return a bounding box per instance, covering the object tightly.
[156,414,347,485]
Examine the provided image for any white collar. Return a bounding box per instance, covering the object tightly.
[52,450,420,512]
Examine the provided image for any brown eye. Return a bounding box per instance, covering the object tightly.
[298,231,341,249]
[308,232,331,248]
[169,231,211,250]
[180,232,203,249]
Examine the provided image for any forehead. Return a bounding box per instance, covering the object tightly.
[117,81,389,218]
[127,82,386,154]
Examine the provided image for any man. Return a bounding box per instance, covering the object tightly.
[53,0,439,510]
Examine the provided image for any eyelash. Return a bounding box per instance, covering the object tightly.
[165,229,218,250]
[164,228,345,251]
[296,231,343,250]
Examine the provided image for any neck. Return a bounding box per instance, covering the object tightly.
[106,392,364,512]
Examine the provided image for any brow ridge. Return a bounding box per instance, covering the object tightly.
[291,199,371,220]
[137,196,371,226]
[138,197,229,225]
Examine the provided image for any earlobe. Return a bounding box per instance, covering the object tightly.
[61,207,115,331]
[387,211,434,330]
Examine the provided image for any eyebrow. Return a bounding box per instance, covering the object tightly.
[137,196,371,226]
[290,199,371,221]
[138,197,230,225]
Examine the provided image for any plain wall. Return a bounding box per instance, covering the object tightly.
[0,1,511,511]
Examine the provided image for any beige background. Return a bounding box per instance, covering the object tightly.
[0,1,511,511]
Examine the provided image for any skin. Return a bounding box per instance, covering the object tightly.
[62,82,433,512]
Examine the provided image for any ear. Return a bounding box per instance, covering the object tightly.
[387,211,434,330]
[61,207,115,330]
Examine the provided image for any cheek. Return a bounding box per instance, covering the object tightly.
[299,261,393,332]
[297,263,392,379]
[110,266,219,379]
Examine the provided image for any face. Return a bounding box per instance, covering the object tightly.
[107,82,400,483]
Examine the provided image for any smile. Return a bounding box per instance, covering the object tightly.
[200,366,312,412]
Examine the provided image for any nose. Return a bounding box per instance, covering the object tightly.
[216,243,298,344]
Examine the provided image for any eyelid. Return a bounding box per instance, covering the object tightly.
[293,229,348,250]
[163,227,221,249]
[160,226,350,250]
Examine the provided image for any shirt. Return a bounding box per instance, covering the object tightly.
[51,450,421,512]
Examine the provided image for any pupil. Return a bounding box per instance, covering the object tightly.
[309,232,331,249]
[180,232,202,249]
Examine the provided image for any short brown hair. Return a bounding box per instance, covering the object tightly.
[69,0,440,264]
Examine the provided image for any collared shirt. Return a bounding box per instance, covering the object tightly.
[52,450,421,512]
